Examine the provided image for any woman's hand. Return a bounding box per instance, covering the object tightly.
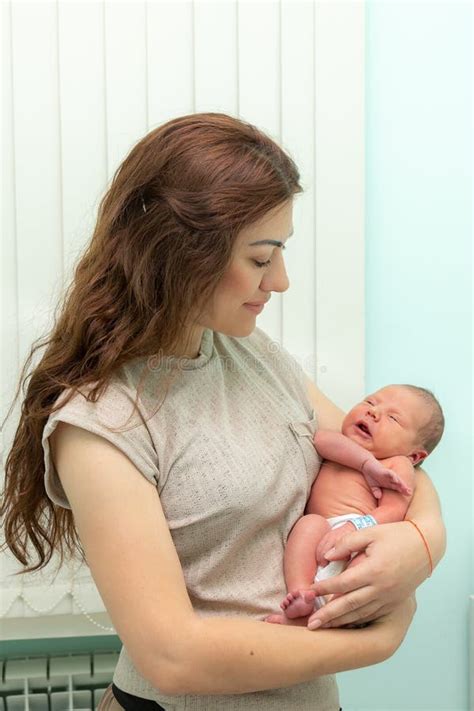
[315,523,354,567]
[307,521,431,630]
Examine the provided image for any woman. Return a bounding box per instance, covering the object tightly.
[1,113,445,710]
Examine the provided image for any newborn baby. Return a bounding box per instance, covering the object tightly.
[267,384,444,625]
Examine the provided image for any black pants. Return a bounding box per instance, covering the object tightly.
[112,683,166,710]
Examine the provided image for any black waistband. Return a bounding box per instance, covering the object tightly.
[111,683,166,710]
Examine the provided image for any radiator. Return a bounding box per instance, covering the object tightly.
[0,651,119,710]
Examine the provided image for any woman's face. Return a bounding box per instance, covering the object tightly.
[199,199,294,338]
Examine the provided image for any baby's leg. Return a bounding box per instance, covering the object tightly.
[268,514,330,622]
[284,514,331,590]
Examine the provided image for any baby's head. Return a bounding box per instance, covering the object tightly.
[342,384,444,466]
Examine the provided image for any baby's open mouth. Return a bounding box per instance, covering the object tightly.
[356,421,372,437]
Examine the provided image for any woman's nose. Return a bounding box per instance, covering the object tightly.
[260,252,290,293]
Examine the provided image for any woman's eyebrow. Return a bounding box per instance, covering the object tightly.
[249,229,294,247]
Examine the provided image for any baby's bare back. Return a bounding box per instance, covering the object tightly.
[308,460,378,518]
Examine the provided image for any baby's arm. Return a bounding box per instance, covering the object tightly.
[369,456,416,523]
[315,456,416,567]
[313,429,412,498]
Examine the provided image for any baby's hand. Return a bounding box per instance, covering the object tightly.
[316,524,353,568]
[361,458,412,499]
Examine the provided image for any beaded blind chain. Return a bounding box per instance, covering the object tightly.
[2,573,115,633]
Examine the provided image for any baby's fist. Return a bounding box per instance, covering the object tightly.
[361,458,412,497]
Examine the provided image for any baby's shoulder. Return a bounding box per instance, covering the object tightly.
[380,454,413,468]
[380,454,416,481]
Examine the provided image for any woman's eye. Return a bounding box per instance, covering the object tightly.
[252,244,286,268]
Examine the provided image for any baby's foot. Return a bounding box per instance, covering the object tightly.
[280,589,316,618]
[264,613,308,626]
[264,613,287,625]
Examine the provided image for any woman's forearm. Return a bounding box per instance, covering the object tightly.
[146,599,415,695]
[405,468,446,567]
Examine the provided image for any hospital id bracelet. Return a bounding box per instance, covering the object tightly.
[349,515,377,530]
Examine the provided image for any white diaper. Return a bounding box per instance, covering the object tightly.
[313,513,361,609]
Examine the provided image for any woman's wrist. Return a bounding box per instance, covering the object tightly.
[404,469,446,570]
[406,514,445,571]
[405,519,433,576]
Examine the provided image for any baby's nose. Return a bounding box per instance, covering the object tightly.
[367,406,379,420]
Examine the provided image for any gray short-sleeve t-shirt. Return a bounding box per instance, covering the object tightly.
[42,326,339,710]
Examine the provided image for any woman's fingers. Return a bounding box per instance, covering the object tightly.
[308,601,394,630]
[322,528,375,566]
[351,603,395,626]
[311,554,375,600]
[307,583,375,629]
[315,530,349,567]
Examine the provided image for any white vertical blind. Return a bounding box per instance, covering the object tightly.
[280,0,316,367]
[147,1,194,124]
[11,2,63,367]
[105,1,148,180]
[194,0,238,115]
[314,1,366,408]
[1,0,364,638]
[238,1,282,339]
[59,1,108,277]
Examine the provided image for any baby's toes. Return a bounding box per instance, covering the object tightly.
[265,614,286,625]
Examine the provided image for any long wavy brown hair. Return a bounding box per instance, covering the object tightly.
[1,112,302,575]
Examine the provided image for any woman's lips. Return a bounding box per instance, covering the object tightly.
[244,303,265,314]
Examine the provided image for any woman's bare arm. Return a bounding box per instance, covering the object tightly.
[51,422,415,696]
[404,467,446,567]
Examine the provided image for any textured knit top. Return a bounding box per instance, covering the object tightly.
[42,326,340,710]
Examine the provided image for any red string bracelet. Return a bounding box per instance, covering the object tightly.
[406,519,433,577]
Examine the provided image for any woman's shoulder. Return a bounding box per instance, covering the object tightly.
[43,371,160,509]
[50,370,144,427]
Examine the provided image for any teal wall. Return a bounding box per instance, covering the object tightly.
[338,2,472,710]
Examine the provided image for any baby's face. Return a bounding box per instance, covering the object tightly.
[341,385,430,464]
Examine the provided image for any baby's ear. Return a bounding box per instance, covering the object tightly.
[409,449,428,466]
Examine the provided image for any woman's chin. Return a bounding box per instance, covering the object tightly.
[215,322,257,339]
